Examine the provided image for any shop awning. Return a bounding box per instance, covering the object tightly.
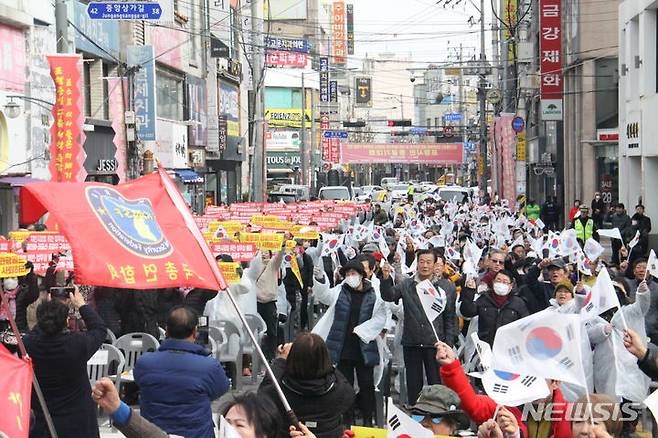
[174,170,204,184]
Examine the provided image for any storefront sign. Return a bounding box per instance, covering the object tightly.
[219,81,240,137]
[540,0,562,120]
[150,120,187,168]
[266,131,301,150]
[332,2,346,64]
[264,36,310,53]
[127,45,157,140]
[186,75,208,146]
[355,77,371,106]
[265,109,312,129]
[516,132,526,161]
[341,143,464,164]
[346,4,354,55]
[96,159,118,172]
[48,54,85,182]
[0,24,26,93]
[266,151,302,169]
[330,80,338,102]
[218,115,228,151]
[265,51,307,67]
[319,57,329,103]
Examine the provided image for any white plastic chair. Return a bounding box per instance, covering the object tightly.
[209,321,243,391]
[104,329,117,345]
[87,343,125,390]
[113,332,160,383]
[243,314,267,383]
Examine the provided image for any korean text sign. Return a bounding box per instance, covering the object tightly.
[340,143,464,164]
[539,0,562,98]
[127,45,157,141]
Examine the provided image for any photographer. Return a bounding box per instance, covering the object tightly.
[23,285,107,437]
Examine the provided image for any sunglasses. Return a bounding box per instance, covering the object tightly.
[412,414,442,424]
[490,259,505,265]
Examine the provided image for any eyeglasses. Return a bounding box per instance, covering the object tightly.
[490,259,505,265]
[412,414,442,425]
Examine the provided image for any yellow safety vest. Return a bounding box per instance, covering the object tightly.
[574,218,594,241]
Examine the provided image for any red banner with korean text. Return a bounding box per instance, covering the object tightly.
[332,2,346,64]
[266,51,307,68]
[539,0,562,120]
[48,54,86,182]
[341,143,463,164]
[19,171,227,290]
[0,344,32,438]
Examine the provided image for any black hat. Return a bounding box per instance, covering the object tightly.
[547,258,566,269]
[339,260,367,278]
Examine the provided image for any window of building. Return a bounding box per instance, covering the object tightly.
[83,61,92,117]
[157,70,184,120]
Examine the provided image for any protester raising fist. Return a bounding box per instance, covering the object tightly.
[435,340,458,366]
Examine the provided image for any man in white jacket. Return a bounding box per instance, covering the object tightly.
[251,249,284,361]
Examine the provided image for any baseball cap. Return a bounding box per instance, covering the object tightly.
[361,242,380,253]
[547,258,566,269]
[409,385,468,428]
[554,280,574,296]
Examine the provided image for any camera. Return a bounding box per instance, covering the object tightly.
[50,286,75,300]
[196,315,210,347]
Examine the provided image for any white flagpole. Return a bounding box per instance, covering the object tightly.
[157,164,302,429]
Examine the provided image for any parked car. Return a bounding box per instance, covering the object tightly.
[356,185,387,202]
[388,183,410,203]
[422,185,471,203]
[278,184,310,201]
[380,177,399,189]
[318,186,352,201]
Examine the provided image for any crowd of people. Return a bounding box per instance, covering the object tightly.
[1,190,657,438]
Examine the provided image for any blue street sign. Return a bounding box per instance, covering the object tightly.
[87,2,162,20]
[409,127,428,135]
[511,116,525,133]
[323,130,349,139]
[444,113,464,122]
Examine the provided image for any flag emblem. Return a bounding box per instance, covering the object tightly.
[493,369,520,381]
[525,327,562,359]
[86,186,172,258]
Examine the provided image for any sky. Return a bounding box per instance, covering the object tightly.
[350,0,485,68]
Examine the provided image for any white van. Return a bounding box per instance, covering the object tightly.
[318,186,351,201]
[380,177,399,189]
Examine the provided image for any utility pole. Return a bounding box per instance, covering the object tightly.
[300,72,307,186]
[478,0,488,192]
[250,0,265,201]
[55,0,69,53]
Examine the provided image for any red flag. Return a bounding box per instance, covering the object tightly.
[20,171,227,290]
[0,344,32,438]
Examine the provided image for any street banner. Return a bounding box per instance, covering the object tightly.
[0,344,32,438]
[341,143,463,164]
[19,172,227,290]
[48,54,86,182]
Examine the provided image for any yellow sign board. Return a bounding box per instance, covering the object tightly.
[218,262,241,283]
[350,426,449,438]
[265,109,312,128]
[516,132,526,161]
[291,225,320,240]
[209,221,243,237]
[239,232,284,251]
[0,253,29,278]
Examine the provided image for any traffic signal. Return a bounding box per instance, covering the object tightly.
[343,120,366,127]
[387,119,412,127]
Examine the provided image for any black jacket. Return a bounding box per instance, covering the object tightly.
[517,264,553,314]
[541,200,560,222]
[259,358,355,438]
[631,213,652,255]
[609,212,633,241]
[380,276,458,347]
[459,287,529,347]
[90,287,122,336]
[116,289,159,338]
[184,288,218,315]
[24,305,106,438]
[284,252,314,291]
[638,344,658,380]
[15,270,40,332]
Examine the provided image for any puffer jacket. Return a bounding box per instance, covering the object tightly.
[326,282,380,366]
[259,358,355,438]
[459,286,529,347]
[380,275,458,347]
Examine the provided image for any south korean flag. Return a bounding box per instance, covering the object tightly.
[416,280,447,321]
[386,399,433,438]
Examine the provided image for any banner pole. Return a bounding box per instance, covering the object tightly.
[0,287,59,438]
[156,163,302,430]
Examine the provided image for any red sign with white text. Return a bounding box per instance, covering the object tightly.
[210,242,258,262]
[341,143,463,164]
[539,0,562,98]
[266,51,307,68]
[332,2,346,64]
[48,55,86,182]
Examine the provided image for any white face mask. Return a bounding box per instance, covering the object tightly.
[493,282,511,296]
[345,274,362,289]
[3,278,18,291]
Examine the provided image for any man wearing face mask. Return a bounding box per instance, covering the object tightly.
[311,260,387,426]
[459,269,529,347]
[591,192,605,228]
[380,249,458,405]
